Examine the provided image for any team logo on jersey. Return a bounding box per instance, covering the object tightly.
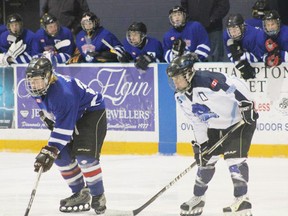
[170,36,176,41]
[211,79,218,88]
[192,103,219,122]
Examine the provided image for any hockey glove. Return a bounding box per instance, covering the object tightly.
[134,53,155,70]
[117,51,132,63]
[227,39,243,61]
[192,141,211,167]
[235,59,256,80]
[172,38,186,57]
[239,100,259,125]
[265,51,281,68]
[265,38,278,53]
[7,40,26,59]
[34,145,59,172]
[39,111,54,131]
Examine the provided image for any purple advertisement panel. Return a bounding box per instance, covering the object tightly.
[16,65,155,131]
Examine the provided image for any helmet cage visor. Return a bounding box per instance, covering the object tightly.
[168,68,194,93]
[25,68,51,97]
[263,19,280,37]
[81,16,99,32]
[169,11,186,28]
[227,24,245,41]
[126,30,146,47]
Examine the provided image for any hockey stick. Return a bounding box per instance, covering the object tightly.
[101,38,123,58]
[24,166,43,216]
[105,120,245,216]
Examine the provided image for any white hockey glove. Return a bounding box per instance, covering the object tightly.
[7,40,26,59]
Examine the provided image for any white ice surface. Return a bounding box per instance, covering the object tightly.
[0,153,288,216]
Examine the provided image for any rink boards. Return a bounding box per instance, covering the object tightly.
[0,63,287,157]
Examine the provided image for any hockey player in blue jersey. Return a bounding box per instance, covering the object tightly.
[32,13,75,64]
[0,13,34,65]
[25,56,107,214]
[70,11,129,63]
[261,10,288,67]
[223,13,265,80]
[166,53,258,216]
[163,6,210,63]
[245,0,270,29]
[123,22,164,70]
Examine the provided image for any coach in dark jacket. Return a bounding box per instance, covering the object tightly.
[181,0,230,62]
[42,0,90,35]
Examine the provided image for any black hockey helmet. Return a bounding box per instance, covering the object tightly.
[40,13,59,36]
[252,0,270,19]
[81,11,100,33]
[169,5,187,29]
[263,10,281,37]
[6,13,23,37]
[126,22,147,47]
[226,14,246,41]
[166,53,198,92]
[25,57,53,97]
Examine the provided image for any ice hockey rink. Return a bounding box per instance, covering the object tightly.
[1,152,288,216]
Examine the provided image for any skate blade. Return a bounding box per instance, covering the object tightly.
[59,203,91,212]
[180,207,203,216]
[223,209,252,216]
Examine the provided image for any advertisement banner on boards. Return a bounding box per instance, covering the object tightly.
[0,67,14,128]
[176,62,288,145]
[15,64,158,139]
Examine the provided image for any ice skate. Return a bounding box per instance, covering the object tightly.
[59,187,91,212]
[223,195,252,216]
[180,195,205,216]
[91,194,107,215]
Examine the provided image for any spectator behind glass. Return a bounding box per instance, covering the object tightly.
[68,12,129,64]
[223,14,265,80]
[181,0,230,62]
[163,5,210,63]
[32,13,76,64]
[0,13,35,66]
[245,0,271,29]
[123,22,164,71]
[41,0,90,36]
[261,10,288,68]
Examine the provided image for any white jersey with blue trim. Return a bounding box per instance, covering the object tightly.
[175,70,252,144]
[33,74,105,150]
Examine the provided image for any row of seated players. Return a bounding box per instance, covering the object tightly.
[0,6,287,80]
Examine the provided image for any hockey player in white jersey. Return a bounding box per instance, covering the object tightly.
[25,56,107,214]
[166,53,258,216]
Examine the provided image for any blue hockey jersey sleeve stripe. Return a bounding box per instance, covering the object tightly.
[54,127,73,136]
[49,137,68,145]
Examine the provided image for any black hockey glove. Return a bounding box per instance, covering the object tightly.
[34,145,59,173]
[239,100,259,125]
[192,141,211,167]
[235,59,256,80]
[172,38,186,57]
[117,51,132,63]
[39,111,54,131]
[134,53,155,70]
[227,39,243,61]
